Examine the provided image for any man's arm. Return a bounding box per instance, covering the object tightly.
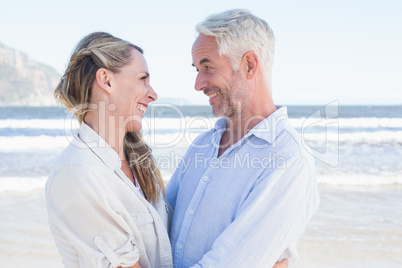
[192,155,320,268]
[47,166,141,267]
[166,151,188,210]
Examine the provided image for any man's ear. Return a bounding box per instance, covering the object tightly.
[242,52,259,79]
[95,68,113,94]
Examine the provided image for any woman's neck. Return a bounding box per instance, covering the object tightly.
[84,109,127,161]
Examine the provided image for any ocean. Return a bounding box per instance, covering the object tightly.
[0,104,401,267]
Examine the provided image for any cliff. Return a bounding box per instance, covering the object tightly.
[0,43,61,106]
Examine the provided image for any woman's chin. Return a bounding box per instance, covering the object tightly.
[126,122,142,133]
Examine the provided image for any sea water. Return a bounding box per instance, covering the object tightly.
[0,105,401,267]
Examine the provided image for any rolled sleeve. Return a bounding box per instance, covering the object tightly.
[46,165,140,268]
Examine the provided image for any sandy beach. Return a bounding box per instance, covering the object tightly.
[1,185,401,267]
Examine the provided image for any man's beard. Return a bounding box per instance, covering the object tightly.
[212,71,249,119]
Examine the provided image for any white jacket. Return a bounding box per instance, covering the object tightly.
[46,122,173,268]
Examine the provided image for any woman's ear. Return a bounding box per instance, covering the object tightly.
[243,52,259,79]
[95,68,113,94]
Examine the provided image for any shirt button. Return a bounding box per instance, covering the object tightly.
[203,176,209,182]
[189,210,194,215]
[94,237,103,247]
[178,244,183,249]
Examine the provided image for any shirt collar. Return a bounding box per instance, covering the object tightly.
[249,106,289,144]
[213,117,228,131]
[212,106,290,144]
[71,122,122,170]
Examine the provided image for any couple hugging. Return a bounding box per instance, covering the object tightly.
[46,9,319,268]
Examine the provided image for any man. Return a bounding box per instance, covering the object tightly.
[166,9,320,268]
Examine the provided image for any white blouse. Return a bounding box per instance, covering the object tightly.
[46,122,173,268]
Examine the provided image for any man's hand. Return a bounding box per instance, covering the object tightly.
[119,262,141,268]
[273,258,289,268]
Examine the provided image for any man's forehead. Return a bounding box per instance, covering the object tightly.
[193,34,218,50]
[193,34,216,44]
[192,35,219,63]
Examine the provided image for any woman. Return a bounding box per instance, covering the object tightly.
[46,32,172,268]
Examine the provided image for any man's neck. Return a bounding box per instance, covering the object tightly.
[218,101,276,157]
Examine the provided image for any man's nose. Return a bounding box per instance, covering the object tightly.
[194,73,208,92]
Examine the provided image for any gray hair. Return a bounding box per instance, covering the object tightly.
[196,9,275,79]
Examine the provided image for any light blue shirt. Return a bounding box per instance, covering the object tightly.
[166,107,320,268]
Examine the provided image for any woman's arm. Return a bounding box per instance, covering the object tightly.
[46,165,141,267]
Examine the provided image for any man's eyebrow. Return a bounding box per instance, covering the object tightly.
[140,72,150,78]
[192,58,211,67]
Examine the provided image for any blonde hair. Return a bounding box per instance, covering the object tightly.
[54,32,164,203]
[196,9,275,79]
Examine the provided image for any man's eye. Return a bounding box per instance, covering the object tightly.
[205,66,211,71]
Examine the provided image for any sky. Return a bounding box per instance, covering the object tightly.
[1,0,401,105]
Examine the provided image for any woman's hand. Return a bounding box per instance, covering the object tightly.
[273,258,289,268]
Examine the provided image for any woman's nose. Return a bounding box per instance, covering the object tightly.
[147,85,158,102]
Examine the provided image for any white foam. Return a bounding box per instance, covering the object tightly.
[0,132,198,152]
[303,131,402,144]
[0,135,72,151]
[0,119,80,130]
[317,174,402,186]
[289,117,402,129]
[2,117,400,131]
[0,177,47,192]
[1,129,401,153]
[0,117,217,131]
